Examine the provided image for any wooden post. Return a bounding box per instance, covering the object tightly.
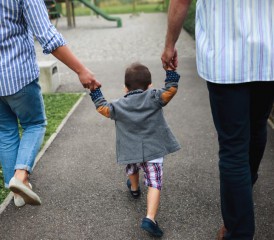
[65,0,72,27]
[132,0,136,13]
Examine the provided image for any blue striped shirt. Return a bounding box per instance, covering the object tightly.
[0,0,66,96]
[196,0,274,83]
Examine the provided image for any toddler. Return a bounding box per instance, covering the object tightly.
[90,62,180,237]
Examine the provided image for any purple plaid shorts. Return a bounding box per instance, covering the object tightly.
[126,158,163,190]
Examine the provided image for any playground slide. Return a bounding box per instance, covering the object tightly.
[78,0,122,27]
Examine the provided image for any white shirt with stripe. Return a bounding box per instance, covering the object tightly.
[195,0,274,83]
[0,0,66,96]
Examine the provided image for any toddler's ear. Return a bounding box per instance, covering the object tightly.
[148,84,153,88]
[124,86,129,93]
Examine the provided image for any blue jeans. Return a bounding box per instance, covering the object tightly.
[0,79,47,188]
[207,81,274,240]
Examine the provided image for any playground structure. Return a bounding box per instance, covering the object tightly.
[45,0,122,28]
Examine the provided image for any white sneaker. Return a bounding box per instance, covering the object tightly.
[9,177,41,205]
[14,183,32,207]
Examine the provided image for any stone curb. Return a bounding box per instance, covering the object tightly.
[0,93,86,215]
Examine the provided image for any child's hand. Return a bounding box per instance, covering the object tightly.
[162,62,176,71]
[163,65,176,71]
[166,66,175,71]
[90,87,101,94]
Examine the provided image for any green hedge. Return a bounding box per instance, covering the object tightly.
[183,0,196,39]
[165,0,196,39]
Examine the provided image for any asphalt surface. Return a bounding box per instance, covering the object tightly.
[0,14,273,240]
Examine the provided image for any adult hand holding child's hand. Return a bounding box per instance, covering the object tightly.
[161,48,178,70]
[78,67,101,90]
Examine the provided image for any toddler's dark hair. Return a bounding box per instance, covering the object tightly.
[125,63,152,91]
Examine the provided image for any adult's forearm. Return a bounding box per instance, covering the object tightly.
[165,0,192,49]
[51,45,85,74]
[51,45,100,90]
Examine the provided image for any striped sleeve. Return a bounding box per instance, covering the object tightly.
[22,0,66,54]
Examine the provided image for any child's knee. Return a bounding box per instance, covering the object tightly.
[147,182,162,191]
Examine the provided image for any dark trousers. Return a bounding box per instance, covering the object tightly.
[207,81,274,240]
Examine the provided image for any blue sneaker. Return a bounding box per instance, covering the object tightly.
[141,217,163,237]
[127,179,141,199]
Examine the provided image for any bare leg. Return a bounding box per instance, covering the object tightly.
[128,172,139,191]
[140,161,164,237]
[146,187,161,222]
[14,169,29,186]
[13,169,31,199]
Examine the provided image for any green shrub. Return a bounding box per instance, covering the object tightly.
[183,0,196,39]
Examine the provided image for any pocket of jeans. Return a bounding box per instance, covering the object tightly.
[12,79,46,125]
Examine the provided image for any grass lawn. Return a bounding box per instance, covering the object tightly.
[0,169,9,204]
[98,3,166,14]
[0,93,82,204]
[60,2,166,16]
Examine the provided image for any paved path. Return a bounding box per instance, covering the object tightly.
[0,14,274,240]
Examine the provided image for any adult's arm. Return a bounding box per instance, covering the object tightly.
[161,0,192,69]
[22,0,100,90]
[51,46,100,90]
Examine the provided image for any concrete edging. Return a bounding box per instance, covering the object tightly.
[0,92,86,215]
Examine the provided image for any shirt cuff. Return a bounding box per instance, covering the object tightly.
[90,88,103,101]
[165,70,180,82]
[42,26,67,54]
